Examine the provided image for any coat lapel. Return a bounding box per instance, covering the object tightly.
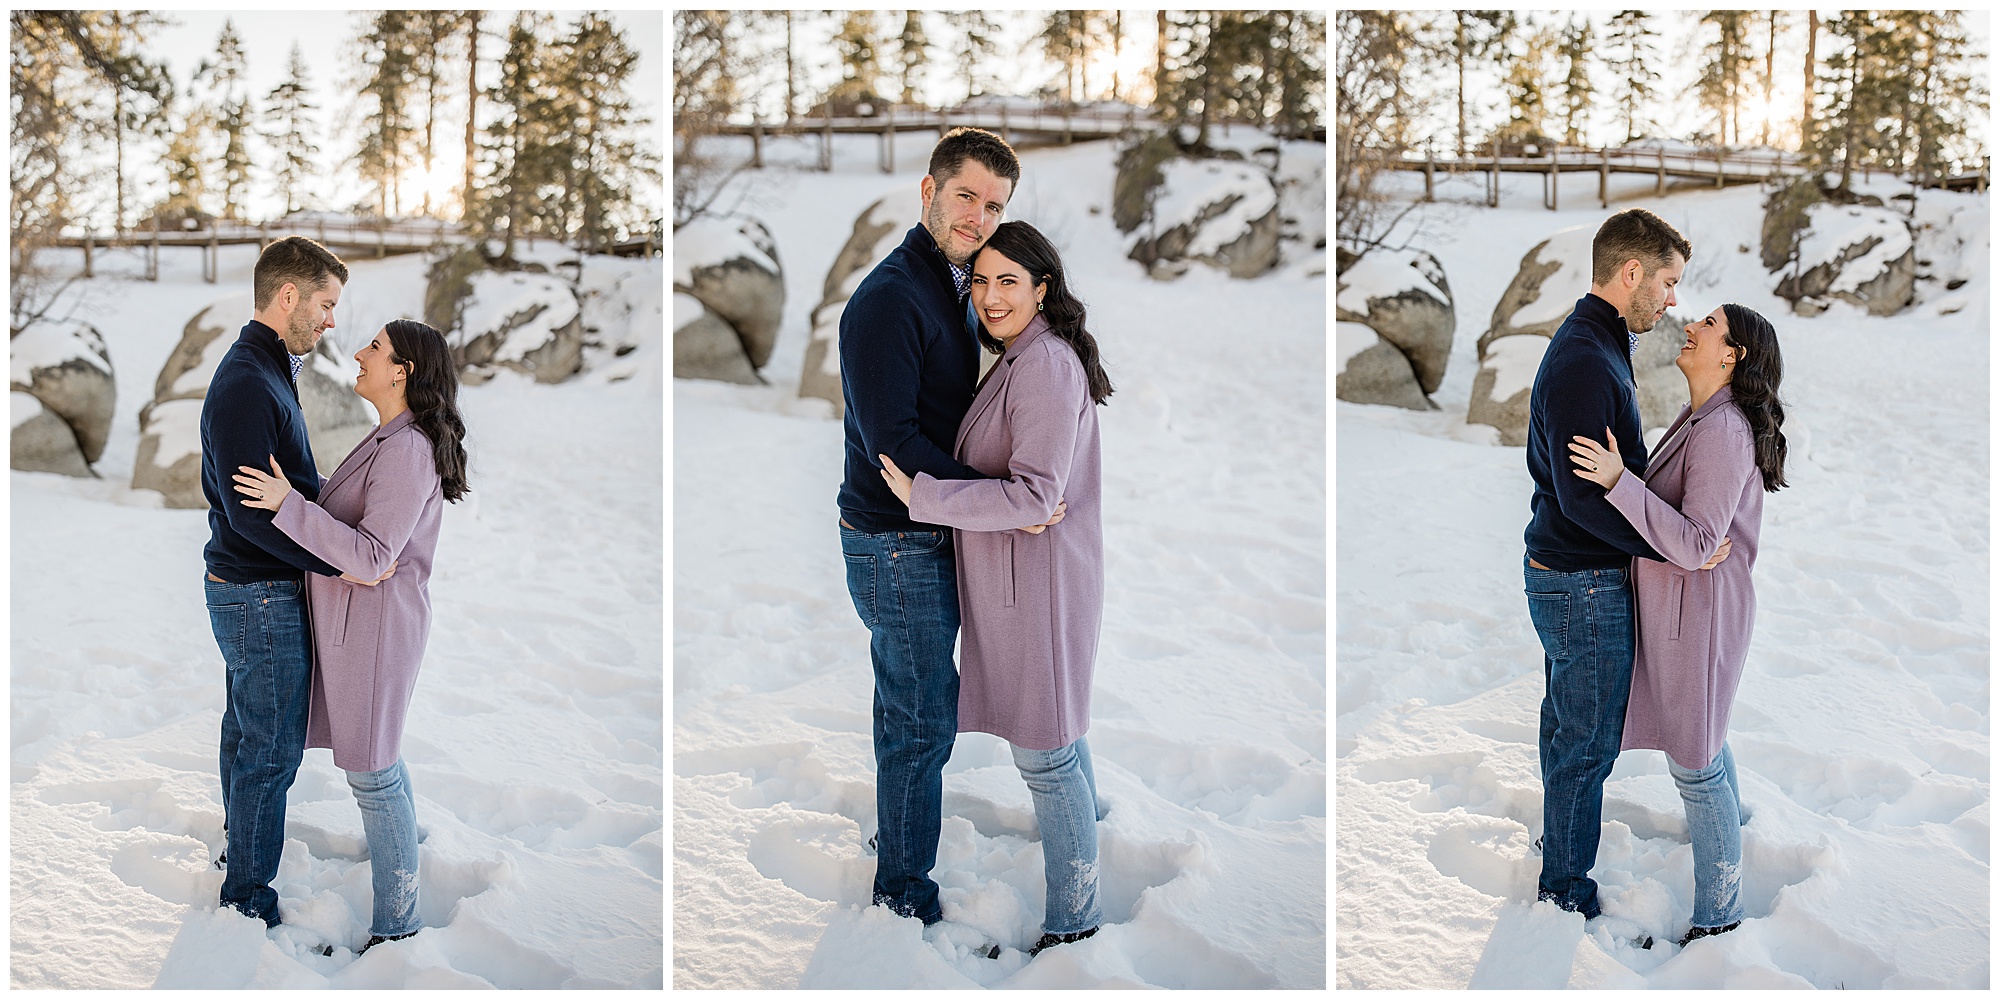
[955,314,1055,457]
[322,411,415,498]
[1645,386,1733,480]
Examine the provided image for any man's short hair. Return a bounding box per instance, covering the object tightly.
[928,127,1021,190]
[1591,209,1692,285]
[253,236,349,310]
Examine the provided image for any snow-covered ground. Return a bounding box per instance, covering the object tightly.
[11,242,664,987]
[1337,169,1989,987]
[674,130,1326,988]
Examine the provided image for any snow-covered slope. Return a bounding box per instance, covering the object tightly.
[11,243,664,988]
[1337,169,1989,988]
[674,130,1326,988]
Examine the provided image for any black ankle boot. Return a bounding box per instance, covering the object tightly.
[1029,925,1098,957]
[360,929,419,955]
[1677,920,1740,948]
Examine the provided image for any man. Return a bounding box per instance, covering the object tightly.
[202,235,360,927]
[836,127,1039,928]
[1523,208,1722,921]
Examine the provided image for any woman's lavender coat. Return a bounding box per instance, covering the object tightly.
[1605,385,1763,770]
[273,410,443,772]
[908,314,1102,751]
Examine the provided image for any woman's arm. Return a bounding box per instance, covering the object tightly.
[1601,416,1756,571]
[905,347,1083,532]
[271,436,436,580]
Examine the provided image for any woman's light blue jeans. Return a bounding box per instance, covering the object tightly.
[1668,741,1746,930]
[347,758,422,938]
[1011,737,1105,936]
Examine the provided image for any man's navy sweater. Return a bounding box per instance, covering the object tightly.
[200,321,341,581]
[837,224,984,533]
[1524,293,1666,571]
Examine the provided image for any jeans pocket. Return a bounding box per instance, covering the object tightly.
[208,602,249,662]
[844,553,878,629]
[1526,591,1570,662]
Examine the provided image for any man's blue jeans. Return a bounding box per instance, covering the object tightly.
[1668,741,1746,930]
[348,758,422,938]
[209,574,313,927]
[841,523,960,925]
[1525,558,1635,919]
[1012,737,1105,936]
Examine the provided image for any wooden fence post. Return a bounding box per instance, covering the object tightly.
[1657,148,1666,196]
[821,105,833,172]
[1489,135,1500,208]
[1424,147,1435,202]
[1549,146,1559,210]
[751,119,763,169]
[148,215,159,282]
[83,234,94,278]
[1599,148,1610,208]
[1716,145,1725,189]
[881,103,894,174]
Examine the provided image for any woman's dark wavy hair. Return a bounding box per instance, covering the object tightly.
[383,319,470,502]
[973,221,1114,405]
[1721,303,1786,492]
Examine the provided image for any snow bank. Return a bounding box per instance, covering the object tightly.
[460,272,578,362]
[1337,248,1449,317]
[1797,205,1913,294]
[1150,159,1277,256]
[673,215,779,287]
[11,318,111,379]
[672,292,705,331]
[1507,225,1596,329]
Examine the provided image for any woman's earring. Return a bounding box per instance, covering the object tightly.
[1037,302,1043,311]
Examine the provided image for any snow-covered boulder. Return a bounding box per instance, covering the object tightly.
[1479,225,1595,357]
[455,271,585,383]
[1335,249,1454,397]
[1632,313,1694,435]
[674,293,758,386]
[1465,335,1549,446]
[10,319,114,467]
[1336,323,1430,410]
[12,391,92,477]
[1776,204,1916,316]
[674,215,785,382]
[800,197,906,416]
[134,294,374,507]
[1128,158,1282,279]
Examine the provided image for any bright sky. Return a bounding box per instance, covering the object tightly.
[102,9,662,228]
[1405,10,1988,162]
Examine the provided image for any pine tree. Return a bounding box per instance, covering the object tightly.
[1698,10,1750,145]
[1039,11,1090,104]
[1896,12,1985,185]
[946,11,998,102]
[462,11,482,218]
[481,13,559,256]
[411,10,460,218]
[262,44,318,216]
[1448,12,1512,158]
[161,104,216,222]
[354,11,419,218]
[1555,17,1594,146]
[194,19,252,220]
[1498,19,1557,144]
[831,11,881,107]
[894,11,927,106]
[1603,11,1660,144]
[551,13,653,249]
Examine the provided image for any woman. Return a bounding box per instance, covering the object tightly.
[878,221,1113,958]
[234,319,469,954]
[1568,303,1786,949]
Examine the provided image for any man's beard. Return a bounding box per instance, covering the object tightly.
[925,199,974,267]
[1623,288,1664,333]
[283,308,319,356]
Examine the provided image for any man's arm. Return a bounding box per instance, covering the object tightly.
[1604,417,1755,571]
[907,348,1080,531]
[211,389,342,576]
[273,436,431,579]
[1546,361,1662,560]
[840,289,983,482]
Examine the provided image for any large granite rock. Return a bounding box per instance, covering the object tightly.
[12,391,93,477]
[1776,204,1916,316]
[456,271,585,383]
[11,319,115,467]
[1467,312,1691,447]
[674,292,759,386]
[1336,322,1431,410]
[133,294,374,508]
[674,214,785,381]
[800,197,906,416]
[1335,248,1454,396]
[1127,157,1282,279]
[1479,225,1595,357]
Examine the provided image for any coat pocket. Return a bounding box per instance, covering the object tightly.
[331,586,353,647]
[1668,573,1684,640]
[1004,533,1017,608]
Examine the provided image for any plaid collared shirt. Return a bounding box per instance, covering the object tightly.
[948,260,971,299]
